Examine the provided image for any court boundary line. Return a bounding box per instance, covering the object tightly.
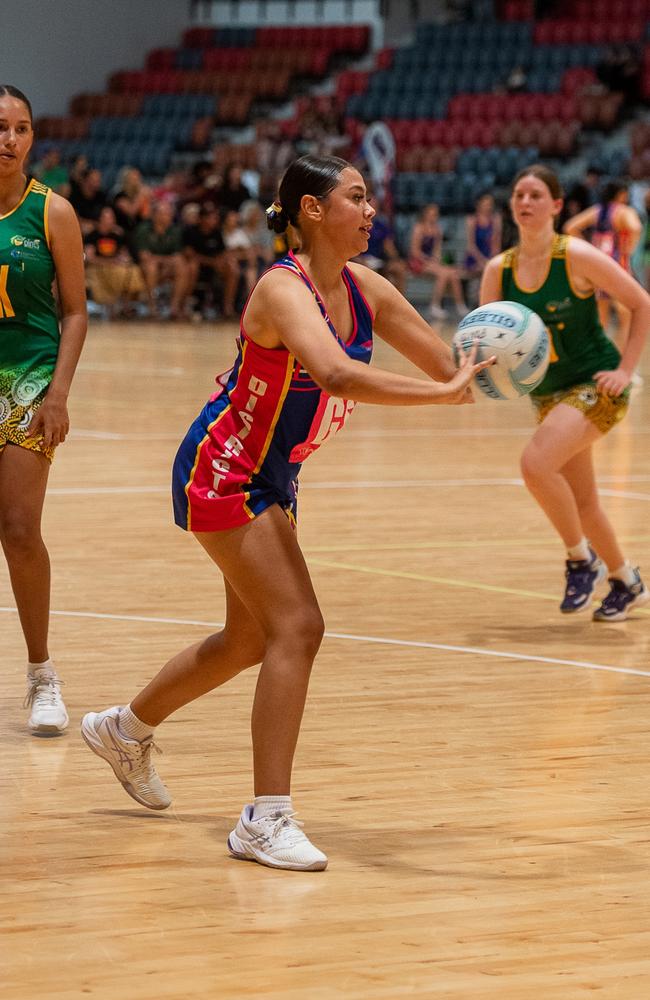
[46,476,650,499]
[1,605,648,680]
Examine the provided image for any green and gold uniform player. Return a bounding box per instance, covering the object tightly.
[0,85,86,733]
[481,164,650,621]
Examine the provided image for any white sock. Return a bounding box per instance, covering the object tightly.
[253,795,293,820]
[567,538,591,561]
[610,562,637,588]
[27,658,57,677]
[118,704,155,742]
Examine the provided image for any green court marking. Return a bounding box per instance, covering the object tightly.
[308,556,650,615]
[303,535,650,555]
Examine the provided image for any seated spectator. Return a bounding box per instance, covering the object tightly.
[33,145,70,196]
[84,207,145,317]
[352,195,407,295]
[112,166,151,243]
[218,164,252,213]
[463,193,502,303]
[68,154,90,201]
[70,168,108,234]
[240,200,274,274]
[183,203,239,320]
[222,208,257,303]
[409,204,468,319]
[133,202,189,320]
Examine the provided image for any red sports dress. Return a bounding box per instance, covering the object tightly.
[172,252,374,531]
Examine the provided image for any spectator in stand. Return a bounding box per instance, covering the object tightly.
[463,193,502,304]
[152,171,187,213]
[68,155,89,202]
[134,201,189,320]
[222,208,256,304]
[255,121,295,175]
[181,161,213,206]
[240,200,274,275]
[70,168,107,235]
[112,167,151,243]
[409,204,469,320]
[218,164,252,214]
[84,207,145,317]
[559,168,602,230]
[352,193,407,295]
[183,202,239,320]
[597,45,641,107]
[33,145,70,197]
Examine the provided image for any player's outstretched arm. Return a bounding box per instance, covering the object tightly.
[346,262,458,381]
[248,268,493,406]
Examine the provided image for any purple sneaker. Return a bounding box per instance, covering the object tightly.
[593,569,649,622]
[560,548,606,613]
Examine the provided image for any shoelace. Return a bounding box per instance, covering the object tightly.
[565,564,596,596]
[600,581,635,612]
[266,811,306,844]
[23,674,64,710]
[126,737,163,770]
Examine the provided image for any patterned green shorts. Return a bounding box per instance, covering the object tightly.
[531,382,630,434]
[0,379,54,463]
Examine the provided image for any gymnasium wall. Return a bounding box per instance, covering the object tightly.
[2,0,193,116]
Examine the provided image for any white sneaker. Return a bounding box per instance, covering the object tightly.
[228,805,328,871]
[630,372,644,388]
[25,669,68,735]
[456,303,470,318]
[429,303,448,320]
[81,706,171,810]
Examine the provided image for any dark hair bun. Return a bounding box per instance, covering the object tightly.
[266,202,289,234]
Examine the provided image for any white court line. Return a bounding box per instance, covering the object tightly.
[46,477,650,498]
[65,424,650,442]
[70,430,181,442]
[78,362,185,377]
[48,485,169,496]
[1,606,648,680]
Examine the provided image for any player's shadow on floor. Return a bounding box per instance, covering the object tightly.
[470,623,638,648]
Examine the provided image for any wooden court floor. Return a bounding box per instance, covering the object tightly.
[2,320,650,999]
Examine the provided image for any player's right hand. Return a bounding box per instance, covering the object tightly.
[442,342,496,405]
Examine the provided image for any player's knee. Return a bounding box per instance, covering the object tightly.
[520,447,544,488]
[0,517,42,560]
[275,607,325,659]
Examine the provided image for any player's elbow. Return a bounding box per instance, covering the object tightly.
[317,360,357,398]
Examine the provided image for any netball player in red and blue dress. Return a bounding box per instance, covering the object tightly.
[564,181,643,381]
[82,155,494,871]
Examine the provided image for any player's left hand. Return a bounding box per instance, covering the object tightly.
[26,391,70,449]
[593,368,631,397]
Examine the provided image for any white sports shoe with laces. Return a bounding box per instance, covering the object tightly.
[228,805,328,871]
[81,706,171,810]
[25,668,69,735]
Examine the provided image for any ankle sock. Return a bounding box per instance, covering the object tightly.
[567,539,591,562]
[253,795,293,820]
[118,705,155,742]
[27,658,56,678]
[610,562,638,588]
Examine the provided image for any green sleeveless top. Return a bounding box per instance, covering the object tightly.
[500,234,620,396]
[0,178,59,418]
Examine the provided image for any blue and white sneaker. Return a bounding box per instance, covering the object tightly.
[593,569,650,622]
[560,548,607,613]
[228,805,328,871]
